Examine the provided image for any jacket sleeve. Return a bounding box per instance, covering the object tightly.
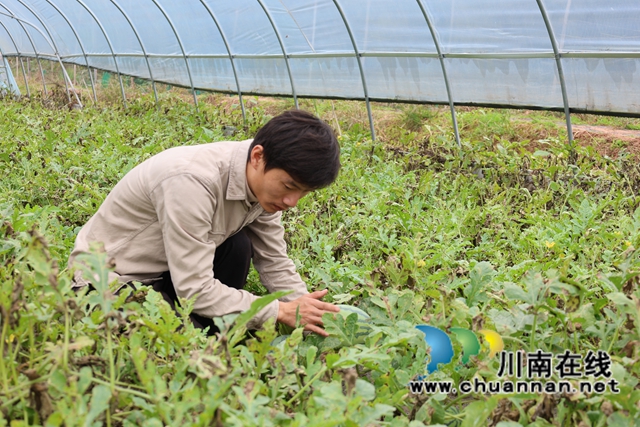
[244,212,309,302]
[150,173,278,329]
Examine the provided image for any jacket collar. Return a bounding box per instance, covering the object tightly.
[226,139,258,206]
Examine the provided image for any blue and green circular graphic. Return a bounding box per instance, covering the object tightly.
[416,325,504,373]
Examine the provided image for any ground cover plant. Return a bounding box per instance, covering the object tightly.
[1,89,639,426]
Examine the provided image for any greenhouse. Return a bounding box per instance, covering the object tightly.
[1,1,640,426]
[0,0,639,142]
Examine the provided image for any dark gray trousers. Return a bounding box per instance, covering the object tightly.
[151,229,253,336]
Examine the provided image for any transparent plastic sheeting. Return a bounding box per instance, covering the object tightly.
[0,0,639,116]
[0,53,20,96]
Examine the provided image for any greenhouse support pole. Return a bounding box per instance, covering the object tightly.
[149,0,198,109]
[331,0,376,141]
[416,0,461,148]
[198,0,245,123]
[0,6,47,95]
[75,0,127,107]
[17,55,28,96]
[256,0,298,109]
[44,0,97,103]
[109,0,158,105]
[14,0,79,105]
[535,0,574,147]
[3,5,81,106]
[0,20,29,96]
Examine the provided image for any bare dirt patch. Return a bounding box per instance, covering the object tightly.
[571,124,640,159]
[512,116,640,159]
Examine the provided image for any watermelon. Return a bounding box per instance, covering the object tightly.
[335,304,371,322]
[334,304,372,342]
[270,334,290,349]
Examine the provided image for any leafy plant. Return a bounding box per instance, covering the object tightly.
[1,94,639,426]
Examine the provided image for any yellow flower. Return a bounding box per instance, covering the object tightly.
[545,241,555,249]
[8,334,15,343]
[417,260,426,268]
[625,241,632,247]
[350,205,356,210]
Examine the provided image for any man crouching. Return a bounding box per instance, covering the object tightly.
[69,110,340,336]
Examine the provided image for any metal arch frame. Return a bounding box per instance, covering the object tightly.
[0,19,29,96]
[53,51,640,60]
[535,0,573,145]
[256,0,299,109]
[0,5,47,94]
[416,0,461,148]
[75,0,127,106]
[198,0,245,122]
[13,0,81,105]
[330,0,375,140]
[148,0,198,109]
[43,0,97,103]
[108,0,158,104]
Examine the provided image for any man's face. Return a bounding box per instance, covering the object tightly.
[255,168,312,213]
[247,145,312,213]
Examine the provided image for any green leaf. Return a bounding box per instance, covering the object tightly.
[461,397,498,427]
[504,273,546,306]
[503,283,531,304]
[464,261,495,306]
[85,385,111,427]
[227,290,291,340]
[533,150,552,157]
[606,292,635,315]
[354,379,375,401]
[323,311,360,346]
[45,412,64,427]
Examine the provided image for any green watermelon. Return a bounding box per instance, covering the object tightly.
[269,334,290,349]
[335,304,371,322]
[334,304,372,342]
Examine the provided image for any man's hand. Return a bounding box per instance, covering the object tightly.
[277,289,340,336]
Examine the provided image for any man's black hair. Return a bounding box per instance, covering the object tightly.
[248,110,340,189]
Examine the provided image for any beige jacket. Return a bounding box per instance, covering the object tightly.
[69,139,308,329]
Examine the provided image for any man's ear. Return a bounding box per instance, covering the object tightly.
[249,145,264,169]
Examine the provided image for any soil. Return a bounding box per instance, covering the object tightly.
[570,124,640,159]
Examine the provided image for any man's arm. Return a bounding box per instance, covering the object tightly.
[245,212,339,335]
[150,174,278,328]
[244,211,307,299]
